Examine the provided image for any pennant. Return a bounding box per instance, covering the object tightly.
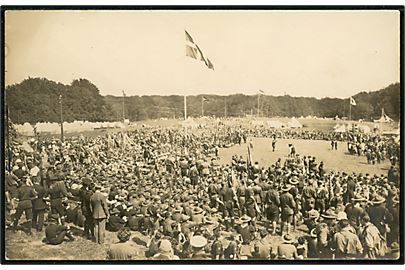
[258,90,265,95]
[202,96,209,102]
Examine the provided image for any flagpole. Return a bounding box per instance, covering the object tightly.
[184,95,187,120]
[201,96,204,117]
[122,91,125,122]
[59,94,64,143]
[224,97,227,118]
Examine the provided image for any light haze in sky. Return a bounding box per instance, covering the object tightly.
[5,10,400,98]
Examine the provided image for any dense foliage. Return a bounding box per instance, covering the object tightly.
[6,78,115,124]
[5,77,400,123]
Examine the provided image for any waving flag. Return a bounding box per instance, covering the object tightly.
[185,30,214,70]
[202,96,209,102]
[258,90,265,95]
[350,97,356,106]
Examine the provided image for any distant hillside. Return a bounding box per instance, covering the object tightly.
[5,77,400,124]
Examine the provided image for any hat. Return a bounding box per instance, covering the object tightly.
[289,177,299,185]
[15,159,22,163]
[159,239,173,253]
[239,214,251,223]
[336,211,348,221]
[321,209,338,219]
[281,184,292,192]
[310,228,317,238]
[371,195,385,205]
[282,234,295,244]
[193,207,204,214]
[352,194,367,202]
[392,196,399,205]
[190,235,207,248]
[308,209,320,219]
[117,229,131,242]
[49,213,59,221]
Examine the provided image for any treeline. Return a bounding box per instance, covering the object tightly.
[5,78,115,124]
[5,77,400,124]
[106,83,400,121]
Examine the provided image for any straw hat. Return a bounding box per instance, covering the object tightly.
[310,228,317,238]
[239,214,252,223]
[281,184,292,192]
[282,234,295,244]
[336,211,348,221]
[159,239,173,253]
[321,209,338,219]
[308,209,320,219]
[190,235,207,248]
[371,195,386,205]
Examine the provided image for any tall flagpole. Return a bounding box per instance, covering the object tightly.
[184,95,187,120]
[59,94,64,143]
[224,97,227,118]
[201,97,204,117]
[122,91,125,122]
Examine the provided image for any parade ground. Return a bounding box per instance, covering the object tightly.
[218,138,391,176]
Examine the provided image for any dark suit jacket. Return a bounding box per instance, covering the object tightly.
[90,191,109,219]
[32,184,47,210]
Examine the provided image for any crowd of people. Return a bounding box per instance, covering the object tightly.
[4,125,401,260]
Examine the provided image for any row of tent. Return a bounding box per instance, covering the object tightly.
[14,121,127,136]
[253,117,303,129]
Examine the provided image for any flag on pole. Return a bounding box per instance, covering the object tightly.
[185,30,214,70]
[350,97,356,106]
[258,90,265,95]
[202,96,209,102]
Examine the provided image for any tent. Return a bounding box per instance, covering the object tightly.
[334,124,346,133]
[182,118,199,129]
[267,120,284,129]
[15,122,34,136]
[287,118,303,128]
[358,124,371,134]
[374,108,394,123]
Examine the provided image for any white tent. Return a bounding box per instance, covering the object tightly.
[267,120,284,129]
[374,108,394,123]
[334,124,346,133]
[182,118,199,129]
[287,117,303,128]
[358,124,371,134]
[15,122,34,136]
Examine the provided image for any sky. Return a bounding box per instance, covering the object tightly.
[4,10,400,98]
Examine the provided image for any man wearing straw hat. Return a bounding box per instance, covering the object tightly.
[190,235,210,259]
[277,234,301,260]
[279,184,296,235]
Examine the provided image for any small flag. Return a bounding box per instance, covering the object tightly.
[185,30,214,70]
[258,90,265,95]
[202,96,209,102]
[58,95,62,104]
[350,97,356,106]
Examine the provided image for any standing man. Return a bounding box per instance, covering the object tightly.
[279,184,296,235]
[79,177,94,240]
[272,136,277,152]
[32,177,47,232]
[90,184,110,244]
[12,176,37,235]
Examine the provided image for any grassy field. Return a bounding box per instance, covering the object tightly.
[219,137,391,176]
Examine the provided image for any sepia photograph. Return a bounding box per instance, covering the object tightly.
[1,6,403,263]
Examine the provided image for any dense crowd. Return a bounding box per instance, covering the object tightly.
[5,125,401,260]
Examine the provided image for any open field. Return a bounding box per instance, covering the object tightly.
[218,137,391,176]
